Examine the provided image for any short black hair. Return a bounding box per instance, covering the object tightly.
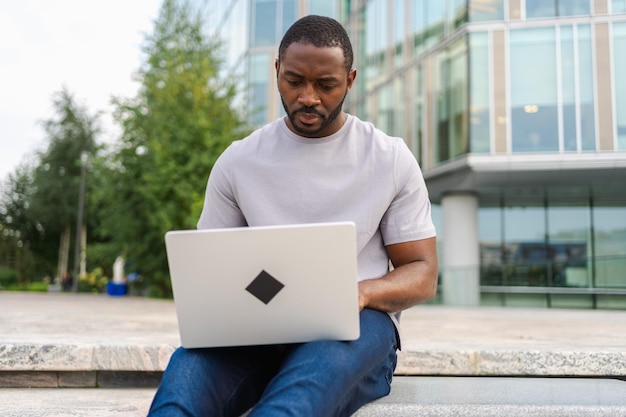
[278,15,354,72]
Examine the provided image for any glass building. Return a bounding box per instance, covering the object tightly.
[205,0,626,309]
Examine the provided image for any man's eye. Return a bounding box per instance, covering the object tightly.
[320,84,335,91]
[287,80,302,86]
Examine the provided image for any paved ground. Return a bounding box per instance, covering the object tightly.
[1,291,626,416]
[3,291,625,354]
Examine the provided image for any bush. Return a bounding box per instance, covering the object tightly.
[5,281,48,292]
[77,267,109,293]
[0,266,18,289]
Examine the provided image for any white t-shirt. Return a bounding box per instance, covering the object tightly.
[198,114,436,283]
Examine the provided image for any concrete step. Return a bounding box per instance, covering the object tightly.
[354,376,626,417]
[2,292,626,382]
[2,377,626,417]
[0,387,155,417]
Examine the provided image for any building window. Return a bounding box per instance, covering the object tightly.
[425,0,446,49]
[410,0,447,54]
[449,0,468,29]
[525,0,557,18]
[280,0,297,38]
[525,0,590,19]
[249,52,270,125]
[561,26,577,151]
[593,205,626,289]
[469,0,504,22]
[377,83,394,134]
[510,28,559,152]
[576,25,596,151]
[478,206,504,286]
[560,25,596,152]
[409,65,425,164]
[308,0,336,16]
[469,31,490,153]
[412,0,426,56]
[449,39,469,157]
[479,196,626,308]
[393,0,406,68]
[364,0,387,90]
[613,0,626,13]
[434,37,468,162]
[547,204,591,287]
[502,202,546,286]
[557,0,590,17]
[251,0,277,47]
[614,22,626,150]
[393,77,406,139]
[434,51,450,162]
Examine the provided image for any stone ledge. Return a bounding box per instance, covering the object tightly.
[2,342,625,378]
[0,343,175,372]
[396,350,626,376]
[0,371,163,388]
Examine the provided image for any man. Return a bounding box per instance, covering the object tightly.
[148,15,437,417]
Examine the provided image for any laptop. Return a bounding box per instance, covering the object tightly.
[164,221,360,348]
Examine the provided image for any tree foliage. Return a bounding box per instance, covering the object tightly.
[31,87,99,280]
[0,164,37,286]
[32,88,99,231]
[1,88,99,284]
[92,0,246,297]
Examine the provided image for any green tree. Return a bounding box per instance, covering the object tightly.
[28,87,100,285]
[95,0,246,297]
[0,163,37,287]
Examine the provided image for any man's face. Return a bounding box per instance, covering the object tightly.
[276,42,356,138]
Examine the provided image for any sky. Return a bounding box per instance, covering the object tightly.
[0,0,163,182]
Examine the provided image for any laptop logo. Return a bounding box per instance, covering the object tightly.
[246,270,285,304]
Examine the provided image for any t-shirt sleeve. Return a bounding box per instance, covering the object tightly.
[380,140,436,245]
[197,146,248,230]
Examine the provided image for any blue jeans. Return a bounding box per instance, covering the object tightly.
[148,308,398,417]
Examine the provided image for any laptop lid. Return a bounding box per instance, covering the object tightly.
[164,221,360,348]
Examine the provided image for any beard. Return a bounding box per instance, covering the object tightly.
[281,94,346,137]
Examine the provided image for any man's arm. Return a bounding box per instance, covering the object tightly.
[358,237,438,312]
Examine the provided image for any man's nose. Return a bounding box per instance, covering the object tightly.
[299,83,320,107]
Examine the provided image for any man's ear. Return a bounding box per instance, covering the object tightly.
[275,58,280,74]
[347,68,357,91]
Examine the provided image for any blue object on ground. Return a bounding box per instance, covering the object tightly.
[107,282,127,296]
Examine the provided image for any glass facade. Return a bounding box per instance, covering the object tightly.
[347,0,626,161]
[342,0,626,309]
[479,197,626,308]
[207,0,626,309]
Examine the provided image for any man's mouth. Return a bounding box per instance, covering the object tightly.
[298,113,320,124]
